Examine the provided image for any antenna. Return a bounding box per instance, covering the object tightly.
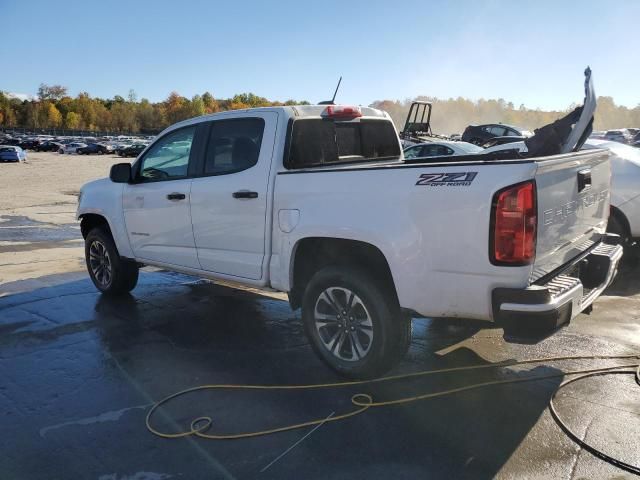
[318,76,342,105]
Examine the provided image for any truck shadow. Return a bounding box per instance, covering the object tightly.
[0,270,564,479]
[604,243,640,296]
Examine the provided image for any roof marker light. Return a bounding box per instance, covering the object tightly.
[323,105,362,119]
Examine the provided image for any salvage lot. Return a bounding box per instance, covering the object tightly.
[1,152,640,479]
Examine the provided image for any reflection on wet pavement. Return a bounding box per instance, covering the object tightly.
[1,210,639,479]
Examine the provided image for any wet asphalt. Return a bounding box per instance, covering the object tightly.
[1,212,639,479]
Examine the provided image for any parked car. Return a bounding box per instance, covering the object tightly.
[461,123,532,145]
[403,140,483,159]
[77,143,111,155]
[2,137,22,146]
[114,143,133,156]
[36,140,63,152]
[481,141,528,154]
[604,129,633,144]
[582,140,640,245]
[78,76,621,378]
[481,136,527,149]
[589,131,607,140]
[58,142,88,154]
[0,145,27,162]
[18,139,40,150]
[119,144,146,157]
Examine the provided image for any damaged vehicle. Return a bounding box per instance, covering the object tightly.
[403,140,483,159]
[77,69,622,378]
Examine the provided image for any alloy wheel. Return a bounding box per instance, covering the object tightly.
[89,240,112,287]
[313,287,374,362]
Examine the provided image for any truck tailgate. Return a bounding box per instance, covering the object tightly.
[531,148,611,282]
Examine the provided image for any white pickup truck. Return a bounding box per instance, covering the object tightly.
[77,94,622,378]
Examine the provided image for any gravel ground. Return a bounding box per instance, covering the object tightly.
[1,151,125,210]
[0,151,126,288]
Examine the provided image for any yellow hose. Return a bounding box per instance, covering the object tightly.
[146,353,640,441]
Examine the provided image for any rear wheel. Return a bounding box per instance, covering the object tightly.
[608,213,630,245]
[302,266,411,378]
[85,227,139,295]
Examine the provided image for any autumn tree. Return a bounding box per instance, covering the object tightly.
[46,103,63,127]
[164,92,186,124]
[75,93,97,129]
[190,95,205,117]
[37,84,68,101]
[202,92,219,113]
[136,99,156,131]
[111,102,138,132]
[65,111,81,129]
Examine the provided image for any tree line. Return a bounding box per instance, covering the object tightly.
[0,84,310,133]
[1,83,637,135]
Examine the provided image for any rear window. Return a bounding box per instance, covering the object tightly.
[285,119,400,169]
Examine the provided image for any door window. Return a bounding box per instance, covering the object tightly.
[403,146,424,159]
[488,126,507,136]
[137,126,195,182]
[422,144,454,157]
[203,118,265,175]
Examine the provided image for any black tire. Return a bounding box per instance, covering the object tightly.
[85,227,139,295]
[607,214,630,245]
[395,310,413,359]
[301,266,410,378]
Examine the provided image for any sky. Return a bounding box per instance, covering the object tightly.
[1,0,638,110]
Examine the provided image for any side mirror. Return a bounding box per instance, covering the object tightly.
[110,163,131,183]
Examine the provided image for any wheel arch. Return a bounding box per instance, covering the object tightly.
[609,205,631,240]
[288,237,399,311]
[80,213,113,239]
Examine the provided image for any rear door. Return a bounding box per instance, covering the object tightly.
[123,125,201,269]
[190,112,278,280]
[531,149,611,281]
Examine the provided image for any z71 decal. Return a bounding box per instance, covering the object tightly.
[416,172,478,187]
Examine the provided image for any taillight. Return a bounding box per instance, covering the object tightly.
[490,181,537,265]
[323,105,362,119]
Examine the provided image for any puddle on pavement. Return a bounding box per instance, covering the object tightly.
[0,215,81,244]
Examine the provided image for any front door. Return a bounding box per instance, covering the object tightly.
[123,125,200,269]
[190,113,277,280]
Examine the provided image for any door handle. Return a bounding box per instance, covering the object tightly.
[167,192,186,200]
[232,190,258,199]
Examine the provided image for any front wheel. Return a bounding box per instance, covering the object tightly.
[85,227,139,295]
[302,266,411,378]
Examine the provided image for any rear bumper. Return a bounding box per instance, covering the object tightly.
[493,236,623,335]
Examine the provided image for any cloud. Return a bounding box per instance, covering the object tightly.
[5,92,35,101]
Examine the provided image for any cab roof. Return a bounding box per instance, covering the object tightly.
[164,104,391,136]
